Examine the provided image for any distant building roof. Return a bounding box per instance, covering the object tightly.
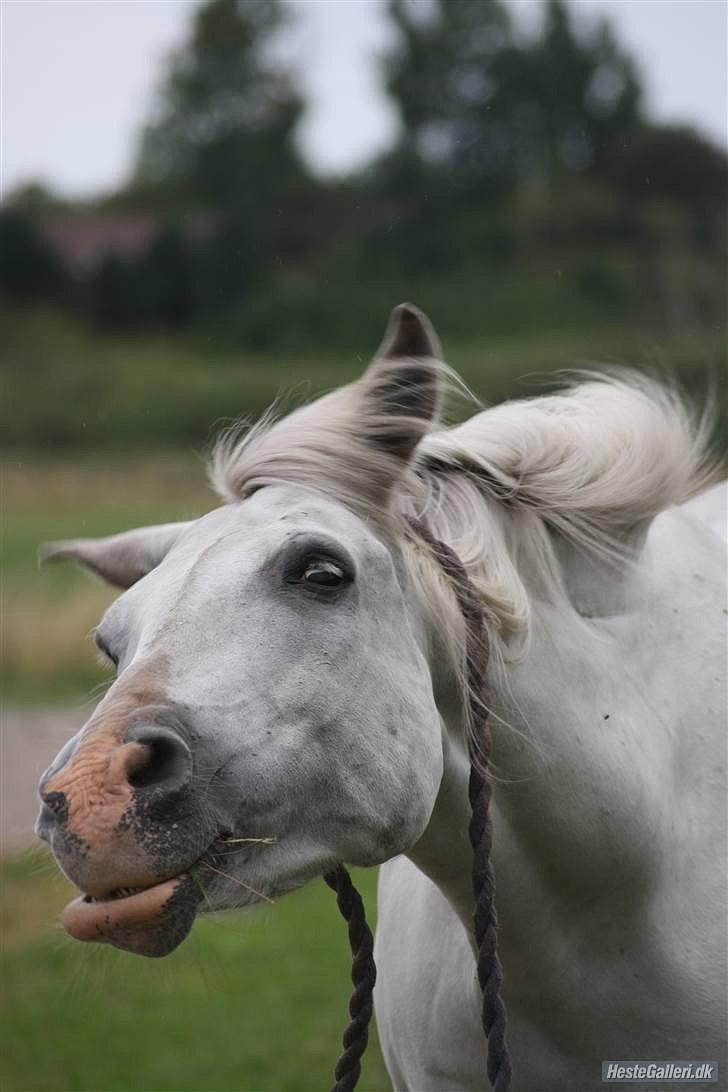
[40,212,213,273]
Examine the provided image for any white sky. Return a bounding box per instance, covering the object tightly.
[2,0,726,200]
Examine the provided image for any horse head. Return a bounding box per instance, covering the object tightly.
[36,304,449,958]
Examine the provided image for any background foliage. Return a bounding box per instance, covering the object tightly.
[1,0,725,376]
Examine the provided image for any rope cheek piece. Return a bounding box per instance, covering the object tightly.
[322,518,512,1092]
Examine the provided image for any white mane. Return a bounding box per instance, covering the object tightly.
[211,367,719,658]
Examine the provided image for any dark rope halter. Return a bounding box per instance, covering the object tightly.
[322,516,512,1092]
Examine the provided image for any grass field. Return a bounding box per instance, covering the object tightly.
[0,850,391,1092]
[3,305,726,451]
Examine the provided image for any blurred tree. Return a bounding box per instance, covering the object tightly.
[3,0,722,352]
[381,0,517,197]
[2,182,66,215]
[124,0,313,324]
[523,0,642,180]
[84,226,209,330]
[380,0,642,196]
[139,228,199,327]
[0,208,69,305]
[132,0,306,213]
[608,124,728,330]
[610,123,728,226]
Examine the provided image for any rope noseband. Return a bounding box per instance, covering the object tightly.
[323,518,511,1091]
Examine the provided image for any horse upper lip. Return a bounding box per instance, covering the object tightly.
[70,830,243,908]
[76,832,227,903]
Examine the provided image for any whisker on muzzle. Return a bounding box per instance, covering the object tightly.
[189,868,216,914]
[219,836,276,845]
[198,861,274,905]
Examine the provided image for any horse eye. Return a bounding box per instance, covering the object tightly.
[95,632,118,667]
[302,560,347,587]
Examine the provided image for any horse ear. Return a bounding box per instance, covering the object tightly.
[377,301,442,362]
[38,521,192,589]
[359,303,444,463]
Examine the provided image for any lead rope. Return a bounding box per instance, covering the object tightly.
[323,517,511,1092]
[323,864,377,1092]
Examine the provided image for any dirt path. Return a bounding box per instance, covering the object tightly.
[1,705,83,852]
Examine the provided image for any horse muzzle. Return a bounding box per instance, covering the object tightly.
[36,715,210,957]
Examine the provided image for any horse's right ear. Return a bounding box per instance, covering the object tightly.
[358,303,444,464]
[38,521,193,589]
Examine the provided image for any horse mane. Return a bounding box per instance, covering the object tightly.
[210,367,720,659]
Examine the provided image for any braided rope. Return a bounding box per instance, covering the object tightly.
[405,516,512,1091]
[323,864,377,1092]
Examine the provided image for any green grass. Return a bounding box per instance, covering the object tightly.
[0,851,391,1092]
[1,307,357,450]
[2,306,725,451]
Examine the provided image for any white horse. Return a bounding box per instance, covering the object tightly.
[38,305,726,1091]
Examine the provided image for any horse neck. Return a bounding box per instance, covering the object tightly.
[403,526,659,943]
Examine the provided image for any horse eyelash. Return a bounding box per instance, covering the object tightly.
[93,630,118,667]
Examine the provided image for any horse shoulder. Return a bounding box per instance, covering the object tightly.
[375,856,487,1091]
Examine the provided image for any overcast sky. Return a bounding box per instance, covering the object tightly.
[2,0,726,199]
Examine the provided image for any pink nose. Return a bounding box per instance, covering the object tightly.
[38,725,193,835]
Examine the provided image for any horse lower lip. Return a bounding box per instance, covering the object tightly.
[63,875,198,957]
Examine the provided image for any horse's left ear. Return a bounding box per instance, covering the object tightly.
[38,521,193,589]
[358,303,444,464]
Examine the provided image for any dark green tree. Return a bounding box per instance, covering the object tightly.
[125,0,316,325]
[382,0,517,195]
[610,124,728,207]
[521,0,642,180]
[381,0,642,195]
[133,0,306,212]
[0,209,69,305]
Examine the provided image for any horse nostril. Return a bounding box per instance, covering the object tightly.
[124,727,192,792]
[40,789,68,815]
[36,799,64,841]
